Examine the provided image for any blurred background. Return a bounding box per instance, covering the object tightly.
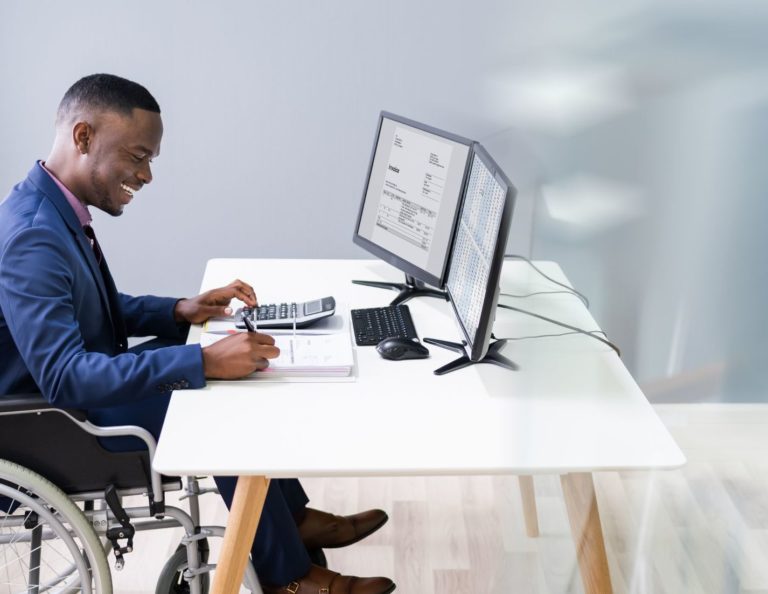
[1,0,766,403]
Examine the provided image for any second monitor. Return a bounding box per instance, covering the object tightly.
[424,143,517,375]
[352,112,472,305]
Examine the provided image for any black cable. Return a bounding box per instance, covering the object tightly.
[503,254,590,308]
[494,330,608,342]
[497,303,621,357]
[500,290,586,301]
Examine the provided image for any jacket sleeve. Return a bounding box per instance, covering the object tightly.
[0,226,206,409]
[119,292,190,339]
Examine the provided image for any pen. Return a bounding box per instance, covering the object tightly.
[242,311,257,333]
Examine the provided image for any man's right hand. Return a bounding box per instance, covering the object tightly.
[201,332,280,379]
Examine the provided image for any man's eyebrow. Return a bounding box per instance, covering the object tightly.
[127,145,158,157]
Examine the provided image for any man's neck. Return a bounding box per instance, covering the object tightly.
[43,153,86,206]
[40,160,92,226]
[43,154,69,185]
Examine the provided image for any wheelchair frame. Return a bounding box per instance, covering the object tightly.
[0,393,260,594]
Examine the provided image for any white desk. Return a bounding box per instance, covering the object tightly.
[153,259,685,594]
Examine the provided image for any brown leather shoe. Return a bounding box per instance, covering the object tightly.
[262,564,395,594]
[298,508,388,550]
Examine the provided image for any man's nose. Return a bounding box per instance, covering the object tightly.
[137,162,153,184]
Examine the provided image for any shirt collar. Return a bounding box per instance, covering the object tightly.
[40,161,92,227]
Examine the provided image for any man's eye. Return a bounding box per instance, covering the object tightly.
[131,154,144,163]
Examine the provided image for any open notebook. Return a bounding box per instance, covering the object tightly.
[200,332,355,379]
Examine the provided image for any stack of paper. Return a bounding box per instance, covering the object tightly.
[261,334,354,377]
[199,331,355,380]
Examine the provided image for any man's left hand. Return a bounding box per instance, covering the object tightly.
[174,279,258,324]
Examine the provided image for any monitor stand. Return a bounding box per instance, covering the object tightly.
[352,274,447,306]
[422,336,518,376]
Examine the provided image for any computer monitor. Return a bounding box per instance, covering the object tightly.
[425,143,517,375]
[352,112,473,305]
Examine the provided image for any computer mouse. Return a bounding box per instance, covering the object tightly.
[376,337,430,361]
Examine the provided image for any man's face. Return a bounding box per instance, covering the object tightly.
[79,108,163,216]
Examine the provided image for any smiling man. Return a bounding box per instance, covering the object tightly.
[0,74,394,594]
[47,93,163,217]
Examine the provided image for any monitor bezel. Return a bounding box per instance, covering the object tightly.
[446,143,517,362]
[352,111,474,289]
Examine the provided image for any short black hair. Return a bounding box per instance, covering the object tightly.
[56,73,160,125]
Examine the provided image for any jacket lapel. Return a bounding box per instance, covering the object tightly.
[26,163,126,349]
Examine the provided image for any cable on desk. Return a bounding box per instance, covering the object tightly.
[501,289,587,302]
[497,303,621,357]
[495,329,608,342]
[503,254,590,308]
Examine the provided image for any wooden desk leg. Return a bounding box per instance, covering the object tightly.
[211,475,270,594]
[561,473,613,594]
[518,475,539,537]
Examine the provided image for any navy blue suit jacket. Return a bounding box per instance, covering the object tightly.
[0,163,205,408]
[1,164,313,584]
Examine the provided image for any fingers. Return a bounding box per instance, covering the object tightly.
[245,332,280,358]
[246,331,276,346]
[201,332,279,379]
[227,278,258,307]
[196,280,257,317]
[222,331,279,357]
[251,357,271,371]
[200,304,235,319]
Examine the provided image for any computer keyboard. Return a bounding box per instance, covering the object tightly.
[234,297,336,329]
[351,305,418,346]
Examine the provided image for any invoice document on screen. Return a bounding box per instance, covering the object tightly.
[371,125,455,268]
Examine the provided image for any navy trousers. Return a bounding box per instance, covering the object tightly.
[87,337,312,585]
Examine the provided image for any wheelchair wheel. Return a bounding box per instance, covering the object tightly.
[0,458,112,593]
[155,547,210,594]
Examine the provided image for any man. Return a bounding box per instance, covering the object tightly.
[0,74,395,594]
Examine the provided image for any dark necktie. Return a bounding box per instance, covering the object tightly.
[82,224,127,351]
[82,224,102,264]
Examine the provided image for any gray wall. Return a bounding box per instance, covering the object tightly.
[2,1,766,401]
[0,0,540,298]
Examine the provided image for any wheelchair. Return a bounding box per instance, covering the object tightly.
[0,393,262,594]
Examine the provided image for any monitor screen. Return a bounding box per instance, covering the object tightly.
[353,112,472,288]
[446,144,515,362]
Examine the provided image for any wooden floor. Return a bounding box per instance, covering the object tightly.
[113,404,768,594]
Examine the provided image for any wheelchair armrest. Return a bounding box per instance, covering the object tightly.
[0,392,165,511]
[0,392,87,421]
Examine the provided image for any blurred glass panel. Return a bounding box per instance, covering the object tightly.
[485,2,768,402]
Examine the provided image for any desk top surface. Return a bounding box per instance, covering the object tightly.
[153,258,685,477]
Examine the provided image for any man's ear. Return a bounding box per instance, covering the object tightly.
[72,121,92,155]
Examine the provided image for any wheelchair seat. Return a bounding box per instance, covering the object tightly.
[0,392,179,496]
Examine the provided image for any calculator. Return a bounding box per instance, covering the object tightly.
[234,297,336,329]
